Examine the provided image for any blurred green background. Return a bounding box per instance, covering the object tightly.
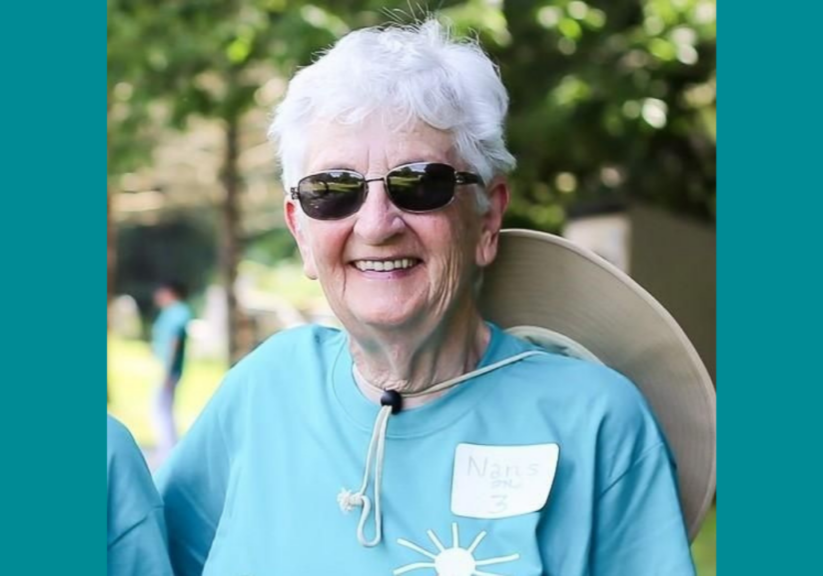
[107,0,715,573]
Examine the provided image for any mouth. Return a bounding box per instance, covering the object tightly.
[351,257,422,272]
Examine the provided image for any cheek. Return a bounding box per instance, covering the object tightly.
[429,217,479,284]
[449,211,482,259]
[308,226,349,272]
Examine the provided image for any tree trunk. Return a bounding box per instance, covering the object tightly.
[221,115,245,364]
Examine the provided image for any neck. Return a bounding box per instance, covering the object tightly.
[348,308,490,409]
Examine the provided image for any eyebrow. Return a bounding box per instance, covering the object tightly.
[323,166,359,172]
[307,163,360,174]
[394,158,430,167]
[322,159,447,171]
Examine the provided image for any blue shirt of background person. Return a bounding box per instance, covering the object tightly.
[107,415,173,576]
[151,282,192,378]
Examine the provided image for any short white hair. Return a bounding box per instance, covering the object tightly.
[268,19,515,211]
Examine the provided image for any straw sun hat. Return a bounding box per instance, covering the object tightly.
[479,229,717,541]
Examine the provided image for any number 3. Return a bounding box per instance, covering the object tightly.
[490,494,508,513]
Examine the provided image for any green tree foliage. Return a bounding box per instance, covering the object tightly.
[446,0,716,230]
[108,0,715,354]
[108,0,159,176]
[110,0,351,361]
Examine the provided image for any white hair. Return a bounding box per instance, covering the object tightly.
[268,19,515,212]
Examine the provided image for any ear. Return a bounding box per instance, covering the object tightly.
[476,176,510,268]
[284,197,318,280]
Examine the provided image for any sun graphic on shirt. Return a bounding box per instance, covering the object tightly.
[393,522,520,576]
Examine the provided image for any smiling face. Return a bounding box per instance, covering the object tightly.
[285,117,508,337]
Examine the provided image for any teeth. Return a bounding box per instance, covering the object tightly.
[355,259,417,272]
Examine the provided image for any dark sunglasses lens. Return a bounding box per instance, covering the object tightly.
[298,172,364,219]
[387,163,456,212]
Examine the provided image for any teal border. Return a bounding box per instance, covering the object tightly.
[0,1,102,572]
[6,1,823,574]
[720,2,823,574]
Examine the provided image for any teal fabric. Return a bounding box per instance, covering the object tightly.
[107,415,172,576]
[151,302,191,375]
[156,323,694,576]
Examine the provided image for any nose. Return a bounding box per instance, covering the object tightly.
[352,179,406,244]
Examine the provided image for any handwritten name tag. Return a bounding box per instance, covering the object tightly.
[451,443,560,519]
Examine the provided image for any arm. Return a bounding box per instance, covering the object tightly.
[163,309,189,380]
[587,370,695,575]
[107,416,173,576]
[162,336,181,386]
[108,508,174,576]
[590,442,695,575]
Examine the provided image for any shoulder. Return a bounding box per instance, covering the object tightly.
[495,334,673,477]
[155,325,344,475]
[107,414,144,466]
[234,323,343,372]
[107,415,163,543]
[499,329,644,407]
[171,302,192,322]
[107,415,156,484]
[496,330,660,437]
[212,324,344,398]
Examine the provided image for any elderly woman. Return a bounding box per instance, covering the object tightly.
[157,21,698,576]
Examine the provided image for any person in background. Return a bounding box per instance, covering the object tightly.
[151,280,191,460]
[107,414,172,575]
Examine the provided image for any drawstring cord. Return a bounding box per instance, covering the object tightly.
[338,350,545,547]
[337,403,392,547]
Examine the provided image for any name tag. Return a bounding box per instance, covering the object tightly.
[451,443,560,519]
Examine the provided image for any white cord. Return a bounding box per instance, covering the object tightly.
[337,404,392,546]
[338,350,545,547]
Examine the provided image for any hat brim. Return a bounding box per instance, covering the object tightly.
[479,229,716,541]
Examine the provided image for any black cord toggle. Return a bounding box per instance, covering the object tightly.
[380,390,403,414]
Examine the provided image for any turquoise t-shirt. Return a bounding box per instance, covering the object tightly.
[151,301,191,375]
[107,415,173,576]
[156,324,694,576]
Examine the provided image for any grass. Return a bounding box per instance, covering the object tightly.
[107,336,226,446]
[692,505,716,576]
[107,335,715,575]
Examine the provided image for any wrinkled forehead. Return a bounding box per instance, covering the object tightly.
[303,115,461,175]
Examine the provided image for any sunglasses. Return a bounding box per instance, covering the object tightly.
[289,162,482,220]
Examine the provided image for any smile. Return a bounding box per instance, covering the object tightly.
[353,258,420,272]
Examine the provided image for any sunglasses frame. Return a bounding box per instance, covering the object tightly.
[289,162,483,220]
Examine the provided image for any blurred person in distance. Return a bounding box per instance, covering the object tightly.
[151,280,191,461]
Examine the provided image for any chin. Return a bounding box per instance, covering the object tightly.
[351,305,419,331]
